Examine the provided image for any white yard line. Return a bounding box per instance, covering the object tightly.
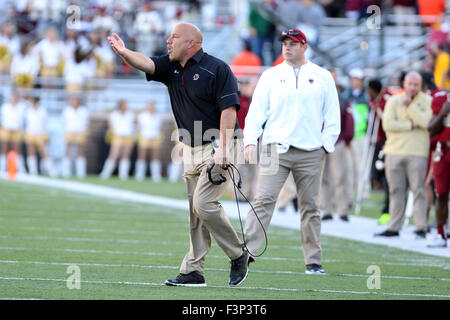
[0,259,449,282]
[0,246,448,269]
[1,174,449,258]
[0,276,449,298]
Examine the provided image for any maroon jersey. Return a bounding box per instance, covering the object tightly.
[431,89,450,144]
[368,89,392,142]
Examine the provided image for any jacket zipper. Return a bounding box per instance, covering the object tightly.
[293,67,300,89]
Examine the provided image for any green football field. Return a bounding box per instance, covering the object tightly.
[0,178,449,300]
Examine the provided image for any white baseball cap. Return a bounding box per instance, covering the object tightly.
[349,68,364,79]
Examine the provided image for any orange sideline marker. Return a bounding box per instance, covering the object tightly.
[7,150,18,181]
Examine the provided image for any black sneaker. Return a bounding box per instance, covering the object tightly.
[229,250,249,287]
[322,213,333,221]
[305,264,326,275]
[165,271,207,287]
[374,229,399,237]
[340,215,349,222]
[248,256,255,266]
[414,230,426,239]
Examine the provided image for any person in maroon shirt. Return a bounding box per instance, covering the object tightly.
[367,79,392,224]
[321,68,354,222]
[345,0,364,19]
[421,72,447,240]
[427,89,449,247]
[346,0,383,20]
[392,0,417,36]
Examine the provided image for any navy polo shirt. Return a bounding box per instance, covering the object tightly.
[145,49,240,147]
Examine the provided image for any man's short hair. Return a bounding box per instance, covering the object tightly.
[368,79,383,94]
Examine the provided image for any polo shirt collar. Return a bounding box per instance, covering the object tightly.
[281,60,309,69]
[189,48,204,64]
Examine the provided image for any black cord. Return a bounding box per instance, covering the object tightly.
[225,163,268,258]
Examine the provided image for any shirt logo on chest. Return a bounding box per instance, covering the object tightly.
[193,74,199,80]
[174,69,179,74]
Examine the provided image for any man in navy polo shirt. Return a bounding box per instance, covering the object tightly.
[108,23,248,287]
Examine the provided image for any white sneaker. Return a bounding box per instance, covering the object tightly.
[305,264,327,275]
[427,237,447,248]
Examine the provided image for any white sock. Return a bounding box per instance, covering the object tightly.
[0,154,7,172]
[27,156,38,175]
[119,159,130,180]
[43,157,57,177]
[134,159,146,181]
[62,157,72,178]
[150,160,162,182]
[17,155,26,174]
[100,159,116,179]
[168,162,183,183]
[75,157,87,179]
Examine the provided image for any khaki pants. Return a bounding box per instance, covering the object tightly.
[244,146,325,265]
[180,142,244,275]
[276,172,297,209]
[233,163,258,201]
[385,154,428,232]
[321,141,350,216]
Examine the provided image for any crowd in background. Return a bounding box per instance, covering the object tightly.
[0,0,448,85]
[243,0,448,66]
[0,0,205,86]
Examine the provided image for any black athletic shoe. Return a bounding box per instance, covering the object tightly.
[305,264,326,275]
[165,271,207,287]
[414,230,426,239]
[248,256,255,266]
[374,229,399,237]
[229,250,249,287]
[340,215,349,222]
[322,213,333,221]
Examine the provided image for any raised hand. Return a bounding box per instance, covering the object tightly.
[107,33,126,56]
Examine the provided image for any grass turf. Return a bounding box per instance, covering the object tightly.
[0,179,449,300]
[63,175,393,220]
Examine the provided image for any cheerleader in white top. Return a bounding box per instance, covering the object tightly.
[0,92,26,173]
[34,27,64,87]
[61,96,89,179]
[24,96,55,176]
[10,40,39,88]
[100,99,135,180]
[0,21,20,75]
[135,101,163,182]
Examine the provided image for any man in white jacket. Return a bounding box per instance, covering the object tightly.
[243,29,341,275]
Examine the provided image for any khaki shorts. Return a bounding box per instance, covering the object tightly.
[65,132,87,144]
[0,129,22,143]
[111,135,134,147]
[65,83,83,92]
[41,66,59,77]
[137,134,163,149]
[96,61,115,78]
[25,134,47,147]
[0,46,11,70]
[13,74,34,88]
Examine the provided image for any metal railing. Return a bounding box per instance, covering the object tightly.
[0,75,173,114]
